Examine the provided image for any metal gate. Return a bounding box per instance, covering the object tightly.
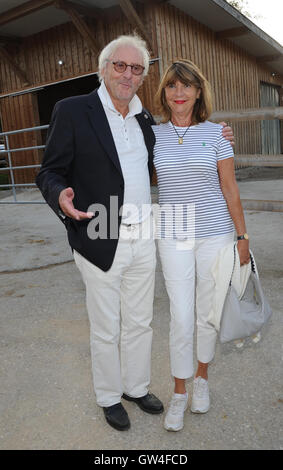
[0,125,49,204]
[260,82,281,155]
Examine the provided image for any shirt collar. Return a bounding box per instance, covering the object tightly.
[97,80,142,117]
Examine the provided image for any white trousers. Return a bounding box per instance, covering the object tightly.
[74,219,156,407]
[158,232,234,379]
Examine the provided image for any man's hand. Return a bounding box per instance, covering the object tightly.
[220,121,235,147]
[59,187,94,221]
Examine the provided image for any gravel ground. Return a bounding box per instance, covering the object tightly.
[0,183,282,451]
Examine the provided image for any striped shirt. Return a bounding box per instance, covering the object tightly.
[153,120,234,239]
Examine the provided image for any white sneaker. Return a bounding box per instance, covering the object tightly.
[164,393,188,431]
[191,377,210,413]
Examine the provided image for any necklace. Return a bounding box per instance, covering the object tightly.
[170,121,191,144]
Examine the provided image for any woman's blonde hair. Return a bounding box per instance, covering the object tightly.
[155,59,213,124]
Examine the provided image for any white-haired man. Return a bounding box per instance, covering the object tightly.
[37,34,234,431]
[37,35,163,431]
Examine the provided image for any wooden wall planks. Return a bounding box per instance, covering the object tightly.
[153,2,282,156]
[0,2,281,183]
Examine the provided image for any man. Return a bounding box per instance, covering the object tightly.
[37,35,161,431]
[36,34,233,431]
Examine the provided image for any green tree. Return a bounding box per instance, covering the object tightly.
[226,0,253,19]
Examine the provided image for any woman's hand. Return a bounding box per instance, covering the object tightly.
[237,240,250,266]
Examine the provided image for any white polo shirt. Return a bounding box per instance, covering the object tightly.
[98,81,151,224]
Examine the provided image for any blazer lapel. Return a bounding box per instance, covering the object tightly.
[86,90,123,177]
[135,111,156,181]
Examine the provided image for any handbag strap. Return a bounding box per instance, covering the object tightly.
[249,250,259,276]
[228,243,237,286]
[250,251,256,274]
[229,242,254,286]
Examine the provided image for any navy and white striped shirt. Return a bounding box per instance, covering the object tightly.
[153,120,235,239]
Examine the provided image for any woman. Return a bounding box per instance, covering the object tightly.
[152,60,250,432]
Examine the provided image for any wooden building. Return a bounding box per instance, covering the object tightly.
[0,0,282,184]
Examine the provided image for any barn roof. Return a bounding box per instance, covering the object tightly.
[0,0,282,75]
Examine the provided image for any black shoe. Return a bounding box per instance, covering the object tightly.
[122,393,164,414]
[103,403,130,431]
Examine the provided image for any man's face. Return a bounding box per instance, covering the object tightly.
[102,45,145,106]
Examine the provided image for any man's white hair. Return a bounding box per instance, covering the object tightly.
[98,34,150,81]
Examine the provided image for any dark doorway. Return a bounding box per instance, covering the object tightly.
[37,73,100,142]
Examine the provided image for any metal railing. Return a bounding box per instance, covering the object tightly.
[210,106,283,169]
[0,124,49,204]
[0,106,282,206]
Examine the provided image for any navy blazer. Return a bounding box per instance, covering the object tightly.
[36,89,156,271]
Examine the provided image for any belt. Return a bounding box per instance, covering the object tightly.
[121,221,142,227]
[121,214,152,228]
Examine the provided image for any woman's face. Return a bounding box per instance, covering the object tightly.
[164,79,201,118]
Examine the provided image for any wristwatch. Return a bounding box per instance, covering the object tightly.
[237,233,249,240]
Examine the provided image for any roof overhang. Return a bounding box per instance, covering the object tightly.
[170,0,283,76]
[0,0,282,76]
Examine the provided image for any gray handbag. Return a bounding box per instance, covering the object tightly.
[219,246,272,344]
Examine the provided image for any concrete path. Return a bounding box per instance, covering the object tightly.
[0,183,282,450]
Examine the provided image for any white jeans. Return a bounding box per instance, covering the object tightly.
[74,218,156,407]
[158,232,234,379]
